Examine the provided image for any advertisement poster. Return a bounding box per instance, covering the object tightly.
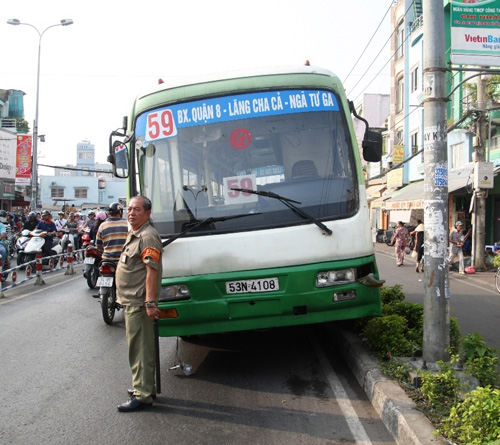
[15,135,32,185]
[451,0,500,66]
[0,130,16,180]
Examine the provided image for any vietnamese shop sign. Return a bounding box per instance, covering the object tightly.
[451,0,500,66]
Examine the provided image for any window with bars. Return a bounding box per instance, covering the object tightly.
[75,188,88,199]
[51,187,64,198]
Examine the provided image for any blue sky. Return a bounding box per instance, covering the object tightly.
[1,0,391,174]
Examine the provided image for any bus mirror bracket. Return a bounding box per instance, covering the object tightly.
[349,101,382,163]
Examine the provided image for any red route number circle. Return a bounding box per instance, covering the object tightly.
[229,128,251,150]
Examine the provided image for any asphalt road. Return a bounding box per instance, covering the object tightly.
[375,242,500,353]
[0,264,395,445]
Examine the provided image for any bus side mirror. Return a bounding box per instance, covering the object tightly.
[109,139,129,178]
[362,130,382,163]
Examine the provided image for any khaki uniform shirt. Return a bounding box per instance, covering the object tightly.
[116,220,163,306]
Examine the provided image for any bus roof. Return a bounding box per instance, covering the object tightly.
[132,65,345,119]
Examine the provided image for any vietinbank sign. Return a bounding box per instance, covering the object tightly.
[451,0,500,66]
[136,89,339,142]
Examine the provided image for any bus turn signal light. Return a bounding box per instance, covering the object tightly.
[159,309,178,319]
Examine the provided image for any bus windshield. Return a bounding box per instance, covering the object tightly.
[133,89,359,237]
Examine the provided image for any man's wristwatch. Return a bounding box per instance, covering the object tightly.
[145,301,156,308]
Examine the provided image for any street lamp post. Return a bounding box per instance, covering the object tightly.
[7,18,73,210]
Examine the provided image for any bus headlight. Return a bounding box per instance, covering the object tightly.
[316,268,356,287]
[159,284,191,302]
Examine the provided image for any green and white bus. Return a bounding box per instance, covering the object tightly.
[109,65,383,337]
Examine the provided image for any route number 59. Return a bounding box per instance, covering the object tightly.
[223,175,258,204]
[146,109,178,141]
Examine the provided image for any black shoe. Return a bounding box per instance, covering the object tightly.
[118,396,152,412]
[127,388,157,400]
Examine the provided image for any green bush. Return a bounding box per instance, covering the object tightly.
[440,386,500,444]
[459,333,499,387]
[380,284,405,306]
[363,315,413,358]
[383,302,423,349]
[420,361,460,409]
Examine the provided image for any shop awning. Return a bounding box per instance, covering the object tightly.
[365,183,386,200]
[370,188,396,208]
[448,164,474,193]
[384,181,424,210]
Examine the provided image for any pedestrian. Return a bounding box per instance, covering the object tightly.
[96,203,128,261]
[462,225,472,257]
[391,221,410,267]
[116,196,163,412]
[410,220,425,273]
[447,221,465,274]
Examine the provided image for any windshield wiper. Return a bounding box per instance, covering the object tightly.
[231,187,332,236]
[162,213,262,247]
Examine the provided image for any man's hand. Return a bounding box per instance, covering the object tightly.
[146,305,161,321]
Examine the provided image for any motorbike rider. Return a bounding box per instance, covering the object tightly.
[0,215,9,269]
[83,210,96,234]
[55,211,67,231]
[23,212,39,231]
[96,203,128,262]
[92,210,107,243]
[62,212,80,250]
[35,210,58,257]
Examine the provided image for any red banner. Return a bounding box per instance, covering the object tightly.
[16,135,32,185]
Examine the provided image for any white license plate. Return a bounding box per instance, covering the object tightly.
[84,257,95,264]
[226,278,279,294]
[97,277,114,287]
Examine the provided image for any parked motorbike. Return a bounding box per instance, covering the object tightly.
[15,229,31,266]
[93,260,121,325]
[20,229,63,266]
[83,245,101,289]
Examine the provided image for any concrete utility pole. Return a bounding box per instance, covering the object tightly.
[472,76,487,270]
[422,1,450,363]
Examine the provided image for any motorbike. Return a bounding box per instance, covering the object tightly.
[60,228,77,253]
[15,229,31,266]
[83,244,101,289]
[81,229,92,248]
[20,229,63,267]
[93,260,122,325]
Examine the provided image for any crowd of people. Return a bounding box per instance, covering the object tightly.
[0,205,120,262]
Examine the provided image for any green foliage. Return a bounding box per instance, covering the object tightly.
[420,361,460,409]
[379,284,405,306]
[492,254,500,268]
[383,302,423,348]
[363,315,413,358]
[440,386,500,444]
[379,358,412,383]
[449,317,461,353]
[459,333,499,387]
[15,117,29,133]
[460,332,498,361]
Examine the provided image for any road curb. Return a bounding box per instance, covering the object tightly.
[327,324,447,444]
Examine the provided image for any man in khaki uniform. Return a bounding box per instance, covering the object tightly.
[116,196,163,412]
